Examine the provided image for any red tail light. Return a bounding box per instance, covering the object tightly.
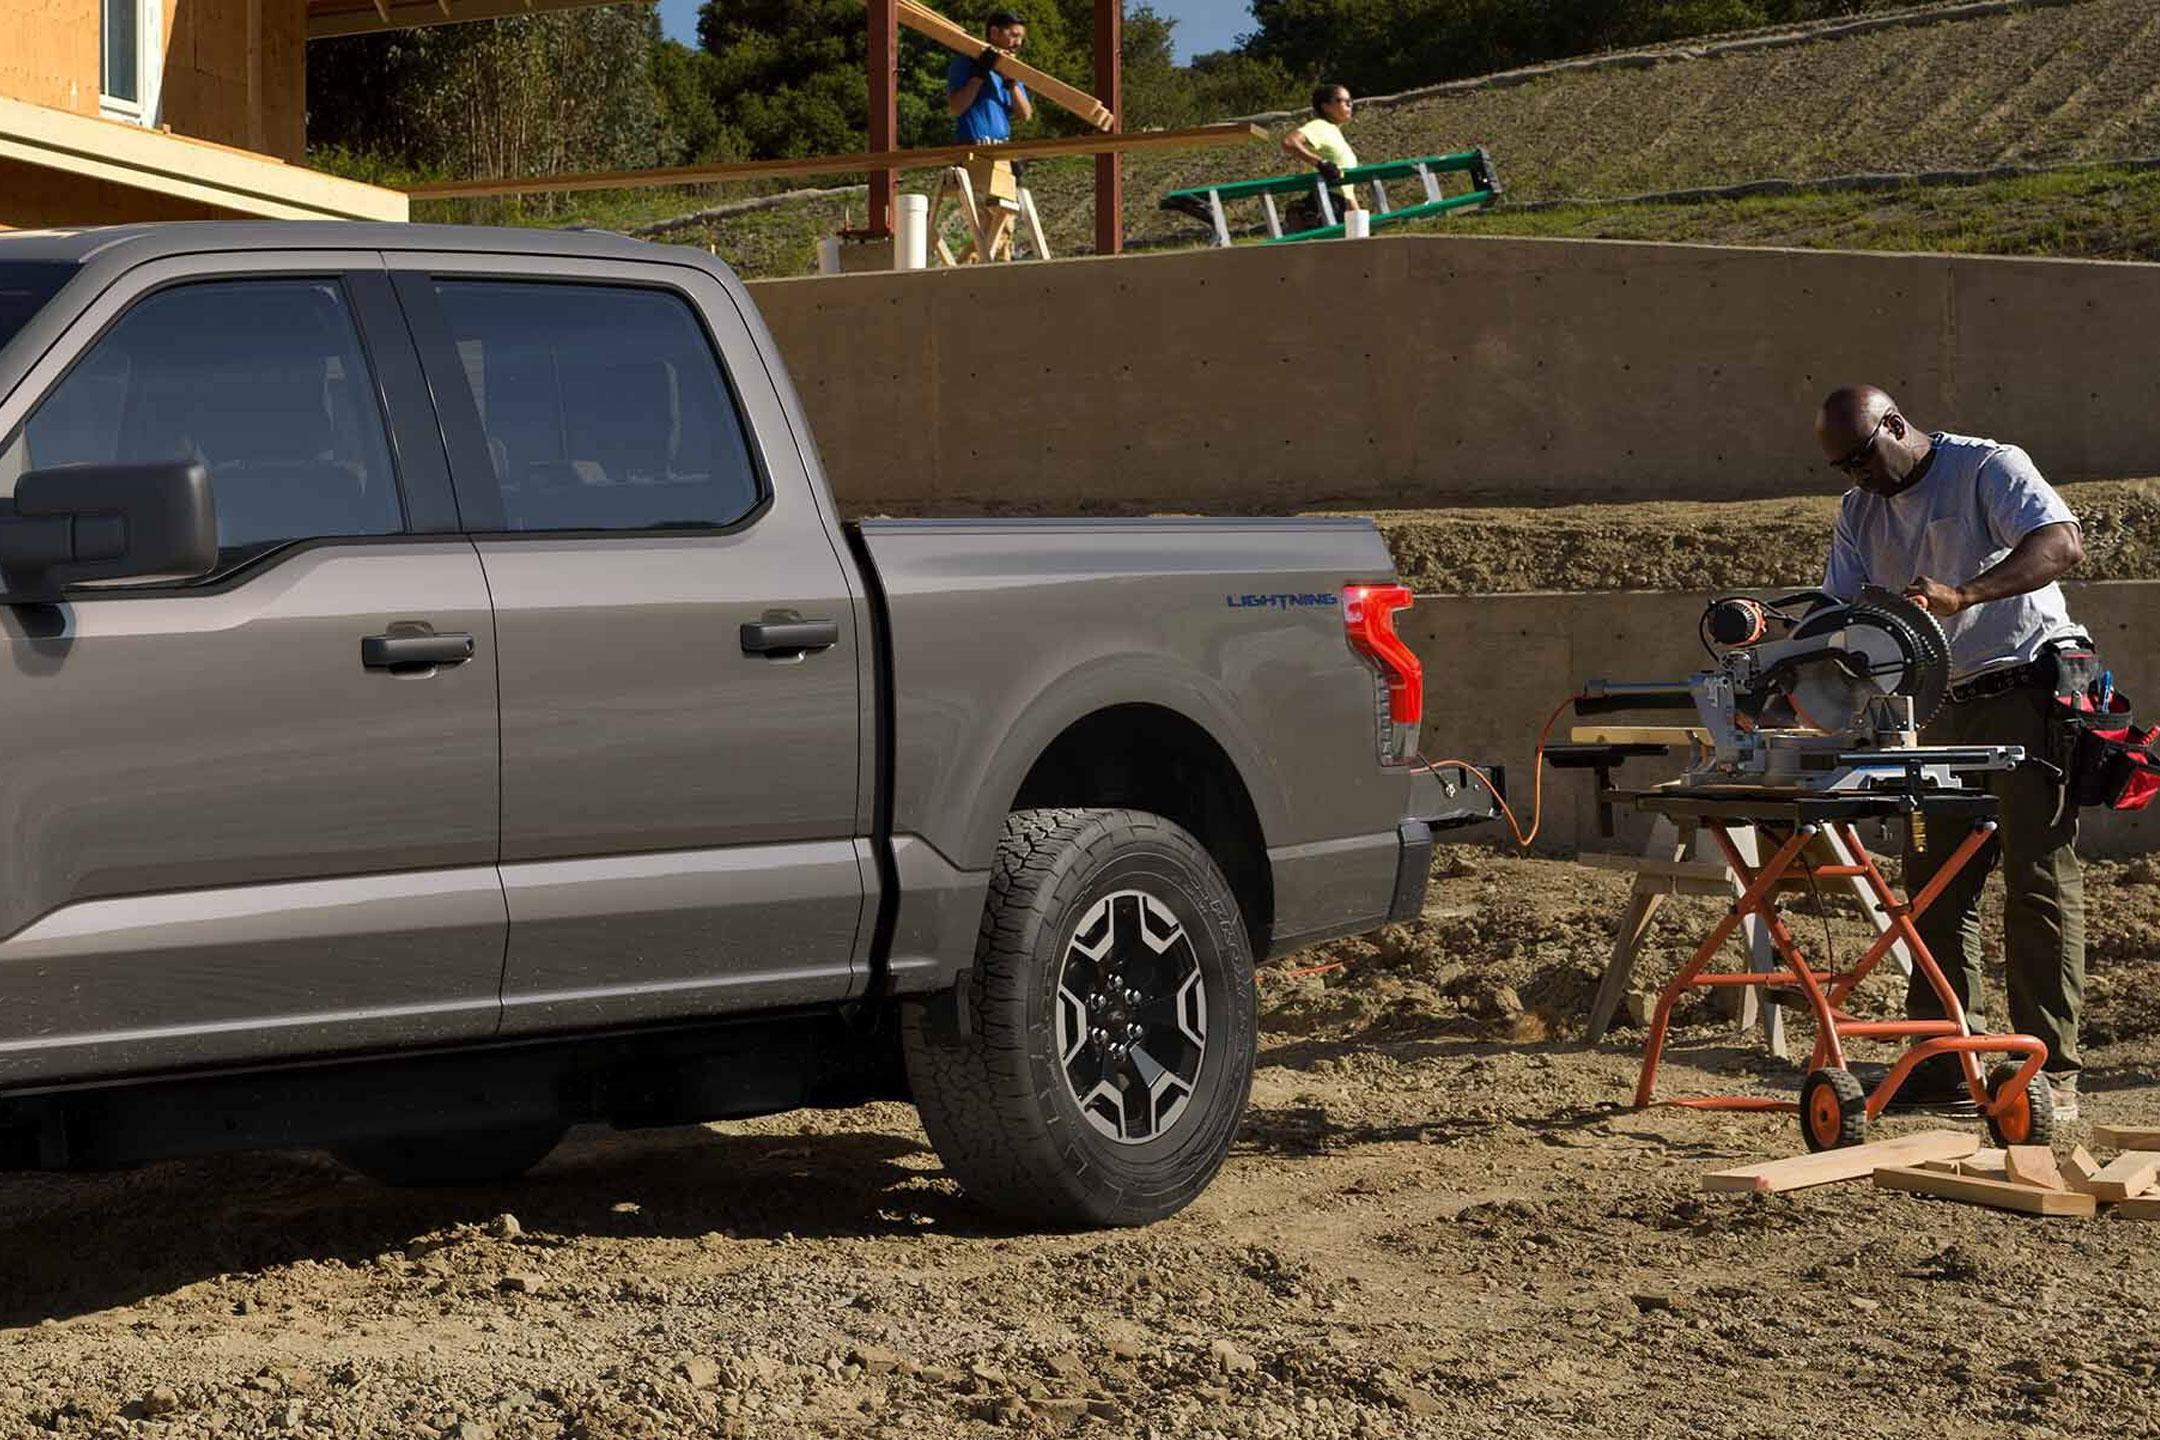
[1344,583,1423,725]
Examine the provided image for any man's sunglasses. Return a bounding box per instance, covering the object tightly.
[1830,413,1890,475]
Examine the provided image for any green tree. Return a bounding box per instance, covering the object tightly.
[308,7,665,181]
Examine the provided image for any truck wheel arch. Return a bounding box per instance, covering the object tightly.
[1005,703,1275,957]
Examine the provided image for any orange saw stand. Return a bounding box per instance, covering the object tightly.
[1618,786,2052,1152]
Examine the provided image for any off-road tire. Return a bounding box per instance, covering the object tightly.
[903,808,1257,1228]
[333,1122,567,1189]
[1799,1066,1868,1152]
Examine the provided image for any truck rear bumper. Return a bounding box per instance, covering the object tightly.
[1267,762,1501,956]
[1387,762,1502,923]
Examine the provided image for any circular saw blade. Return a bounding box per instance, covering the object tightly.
[1789,587,1951,727]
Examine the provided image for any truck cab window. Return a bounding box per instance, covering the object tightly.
[430,280,764,533]
[0,278,405,569]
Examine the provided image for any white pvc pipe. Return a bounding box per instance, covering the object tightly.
[896,193,930,271]
[817,234,843,275]
[1343,208,1371,240]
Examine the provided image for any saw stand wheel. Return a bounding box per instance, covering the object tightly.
[1800,1067,1868,1151]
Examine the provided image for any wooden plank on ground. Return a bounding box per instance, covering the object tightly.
[1702,1130,1977,1195]
[2063,1144,2105,1197]
[2003,1146,2064,1190]
[405,123,1264,199]
[2113,1195,2160,1220]
[895,0,1114,130]
[2093,1125,2160,1151]
[1874,1166,2097,1217]
[2082,1151,2160,1203]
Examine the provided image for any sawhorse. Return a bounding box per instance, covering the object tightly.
[930,163,1051,266]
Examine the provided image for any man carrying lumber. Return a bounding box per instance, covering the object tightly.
[1281,83,1360,224]
[945,9,1034,261]
[1815,384,2091,1120]
[947,9,1035,143]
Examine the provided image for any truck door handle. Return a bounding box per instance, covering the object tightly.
[741,618,839,657]
[362,631,475,671]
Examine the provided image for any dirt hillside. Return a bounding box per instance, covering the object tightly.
[1373,477,2160,593]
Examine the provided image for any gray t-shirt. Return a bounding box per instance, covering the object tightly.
[1823,432,2084,681]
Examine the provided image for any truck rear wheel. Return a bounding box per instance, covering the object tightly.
[903,808,1257,1228]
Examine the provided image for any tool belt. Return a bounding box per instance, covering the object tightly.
[1948,656,2053,704]
[2043,641,2160,812]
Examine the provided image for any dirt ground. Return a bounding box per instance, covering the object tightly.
[3,845,2156,1439]
[1372,478,2160,594]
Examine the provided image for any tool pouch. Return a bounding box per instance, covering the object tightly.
[2049,646,2160,811]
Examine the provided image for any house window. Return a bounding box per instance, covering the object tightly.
[100,0,159,121]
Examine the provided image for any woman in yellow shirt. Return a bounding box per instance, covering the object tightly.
[1282,84,1360,212]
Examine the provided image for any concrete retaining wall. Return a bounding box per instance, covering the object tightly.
[748,235,2160,513]
[1406,580,2160,858]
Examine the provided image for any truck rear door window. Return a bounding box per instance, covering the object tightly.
[429,280,764,533]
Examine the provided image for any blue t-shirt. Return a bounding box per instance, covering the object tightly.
[948,55,1026,143]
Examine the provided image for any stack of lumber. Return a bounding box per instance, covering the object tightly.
[1702,1124,2160,1218]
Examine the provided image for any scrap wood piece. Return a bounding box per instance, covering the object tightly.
[1923,1148,2006,1178]
[1874,1166,2097,1217]
[2062,1144,2105,1196]
[2081,1151,2160,1203]
[1702,1129,1977,1195]
[2113,1195,2160,1220]
[2093,1124,2160,1151]
[894,0,1114,130]
[2004,1145,2066,1191]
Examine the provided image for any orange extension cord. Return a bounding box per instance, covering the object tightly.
[1426,691,1583,851]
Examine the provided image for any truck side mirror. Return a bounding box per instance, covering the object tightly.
[0,462,219,597]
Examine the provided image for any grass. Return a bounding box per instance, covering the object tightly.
[1433,163,2160,263]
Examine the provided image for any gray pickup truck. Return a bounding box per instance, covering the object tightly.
[0,224,1489,1226]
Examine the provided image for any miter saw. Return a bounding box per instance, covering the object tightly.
[1576,587,2023,793]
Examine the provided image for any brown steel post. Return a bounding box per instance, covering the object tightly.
[1094,0,1123,254]
[868,0,899,237]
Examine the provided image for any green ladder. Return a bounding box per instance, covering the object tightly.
[1160,148,1501,246]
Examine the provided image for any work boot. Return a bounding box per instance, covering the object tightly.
[2048,1071,2082,1123]
[1876,1054,1980,1116]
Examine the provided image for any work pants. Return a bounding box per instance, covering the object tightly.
[1903,674,2084,1075]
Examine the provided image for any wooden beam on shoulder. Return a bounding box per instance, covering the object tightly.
[896,0,1113,130]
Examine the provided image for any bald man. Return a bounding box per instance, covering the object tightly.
[1816,385,2090,1118]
